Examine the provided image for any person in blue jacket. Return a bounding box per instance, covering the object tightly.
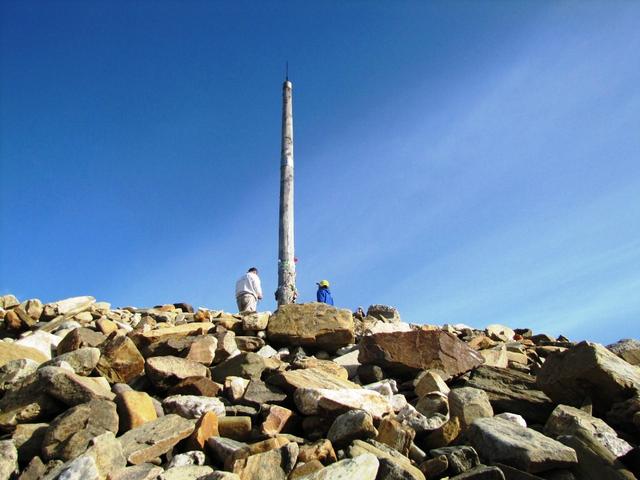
[316,280,334,305]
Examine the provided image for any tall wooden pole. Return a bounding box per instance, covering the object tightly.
[277,79,297,306]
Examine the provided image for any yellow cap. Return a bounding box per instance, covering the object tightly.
[317,280,330,287]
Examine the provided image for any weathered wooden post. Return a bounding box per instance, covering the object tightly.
[276,77,297,306]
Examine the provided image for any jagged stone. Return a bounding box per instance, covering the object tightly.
[421,416,462,449]
[218,416,252,441]
[479,345,509,368]
[0,358,39,391]
[396,403,448,433]
[327,409,377,448]
[261,405,293,436]
[430,446,480,475]
[145,356,209,390]
[118,414,195,465]
[184,335,218,365]
[466,417,578,473]
[162,395,226,419]
[486,325,515,342]
[536,341,640,414]
[415,370,450,398]
[449,387,494,430]
[461,366,554,424]
[416,391,449,418]
[116,391,158,431]
[366,305,401,323]
[607,339,640,366]
[544,404,632,457]
[230,442,298,479]
[95,335,144,383]
[556,430,636,480]
[294,387,393,419]
[56,328,106,355]
[211,352,266,383]
[206,437,250,470]
[41,399,118,461]
[297,439,336,465]
[359,330,484,377]
[43,347,101,376]
[267,303,355,351]
[0,440,19,479]
[225,376,250,401]
[350,440,424,480]
[419,455,448,479]
[375,416,415,456]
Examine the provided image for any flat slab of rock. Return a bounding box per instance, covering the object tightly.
[118,414,195,465]
[466,417,577,473]
[267,303,355,351]
[359,330,484,377]
[536,341,640,413]
[268,367,360,392]
[544,404,632,457]
[231,442,298,480]
[460,366,554,424]
[0,341,49,366]
[145,356,209,390]
[295,388,394,419]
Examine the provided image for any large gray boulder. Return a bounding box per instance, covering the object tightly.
[466,417,577,473]
[536,341,640,414]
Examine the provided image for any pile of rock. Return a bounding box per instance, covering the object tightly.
[0,294,639,480]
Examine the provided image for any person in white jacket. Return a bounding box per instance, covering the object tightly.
[235,267,263,313]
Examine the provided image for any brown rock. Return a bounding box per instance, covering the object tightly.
[261,405,293,436]
[38,366,115,406]
[4,310,25,331]
[267,303,355,351]
[96,335,145,383]
[56,328,106,354]
[211,352,266,383]
[421,416,462,449]
[116,391,158,432]
[41,399,119,461]
[292,357,349,380]
[218,416,252,441]
[185,335,218,365]
[290,459,324,479]
[359,330,484,377]
[118,414,195,465]
[12,423,48,460]
[298,439,337,465]
[168,376,221,397]
[449,387,494,430]
[419,455,448,479]
[96,318,118,335]
[376,416,415,456]
[186,411,219,450]
[235,336,266,352]
[231,442,298,480]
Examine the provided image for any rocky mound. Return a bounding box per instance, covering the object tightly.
[0,294,638,480]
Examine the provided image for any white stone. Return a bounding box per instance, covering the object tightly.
[297,452,379,479]
[225,377,250,402]
[162,395,226,419]
[390,394,408,412]
[242,312,271,331]
[333,349,361,378]
[486,324,515,342]
[56,296,96,316]
[55,455,100,480]
[364,379,398,397]
[396,403,448,433]
[256,345,279,358]
[15,331,61,359]
[294,388,393,419]
[495,412,528,428]
[365,321,413,335]
[0,440,18,480]
[167,450,207,468]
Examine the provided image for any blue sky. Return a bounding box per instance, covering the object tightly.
[1,1,639,344]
